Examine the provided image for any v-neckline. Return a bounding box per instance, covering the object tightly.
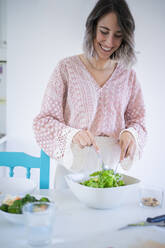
[77,55,119,90]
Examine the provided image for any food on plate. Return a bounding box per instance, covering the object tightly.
[141,197,160,207]
[0,194,50,214]
[80,170,125,188]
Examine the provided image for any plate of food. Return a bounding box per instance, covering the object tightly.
[65,169,140,209]
[0,193,53,224]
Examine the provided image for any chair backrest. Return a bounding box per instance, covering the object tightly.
[0,150,50,189]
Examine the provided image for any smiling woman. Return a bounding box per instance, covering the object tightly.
[33,0,147,182]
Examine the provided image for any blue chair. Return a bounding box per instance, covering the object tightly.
[0,150,50,189]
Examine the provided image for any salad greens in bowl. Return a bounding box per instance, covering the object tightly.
[80,170,125,188]
[65,170,140,209]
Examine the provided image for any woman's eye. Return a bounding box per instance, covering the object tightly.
[114,34,123,39]
[100,30,109,35]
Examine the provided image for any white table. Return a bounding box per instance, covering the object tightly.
[0,189,165,248]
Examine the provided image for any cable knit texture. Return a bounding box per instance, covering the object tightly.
[33,55,147,169]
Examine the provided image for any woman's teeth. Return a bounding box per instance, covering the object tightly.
[100,44,111,52]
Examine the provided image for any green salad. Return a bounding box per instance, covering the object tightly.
[0,194,50,214]
[80,170,125,188]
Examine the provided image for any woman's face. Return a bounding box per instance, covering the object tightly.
[93,12,123,61]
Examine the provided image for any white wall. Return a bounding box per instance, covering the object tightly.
[6,0,93,152]
[127,0,165,188]
[6,0,165,188]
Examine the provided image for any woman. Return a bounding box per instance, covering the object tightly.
[33,0,147,179]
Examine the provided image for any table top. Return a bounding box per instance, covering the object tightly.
[0,189,165,248]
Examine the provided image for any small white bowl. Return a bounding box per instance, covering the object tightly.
[0,194,52,224]
[65,173,140,209]
[139,185,164,208]
[0,177,37,195]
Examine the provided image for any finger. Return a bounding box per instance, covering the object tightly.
[125,145,131,158]
[79,135,89,147]
[126,143,136,160]
[86,131,99,151]
[78,144,84,149]
[74,131,90,146]
[120,143,129,161]
[92,140,99,152]
[119,138,123,148]
[72,131,82,144]
[82,131,93,146]
[77,136,88,149]
[73,135,86,148]
[79,130,96,148]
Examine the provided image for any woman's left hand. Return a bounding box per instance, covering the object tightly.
[119,131,136,161]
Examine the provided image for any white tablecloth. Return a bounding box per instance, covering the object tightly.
[0,189,165,248]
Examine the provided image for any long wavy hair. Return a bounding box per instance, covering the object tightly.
[83,0,136,67]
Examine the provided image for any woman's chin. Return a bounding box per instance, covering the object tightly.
[96,52,110,61]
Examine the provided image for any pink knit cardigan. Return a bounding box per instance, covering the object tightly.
[33,55,146,162]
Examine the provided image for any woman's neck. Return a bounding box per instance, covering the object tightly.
[83,54,115,71]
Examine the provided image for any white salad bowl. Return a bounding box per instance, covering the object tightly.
[65,173,140,209]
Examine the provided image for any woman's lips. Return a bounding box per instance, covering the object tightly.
[99,43,112,52]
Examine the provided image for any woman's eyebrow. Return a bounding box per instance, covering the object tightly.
[99,25,122,33]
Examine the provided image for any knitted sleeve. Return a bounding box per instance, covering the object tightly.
[33,60,79,166]
[124,71,147,157]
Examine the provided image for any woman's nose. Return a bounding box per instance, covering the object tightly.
[106,34,115,47]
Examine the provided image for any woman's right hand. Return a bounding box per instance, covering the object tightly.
[72,130,99,151]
